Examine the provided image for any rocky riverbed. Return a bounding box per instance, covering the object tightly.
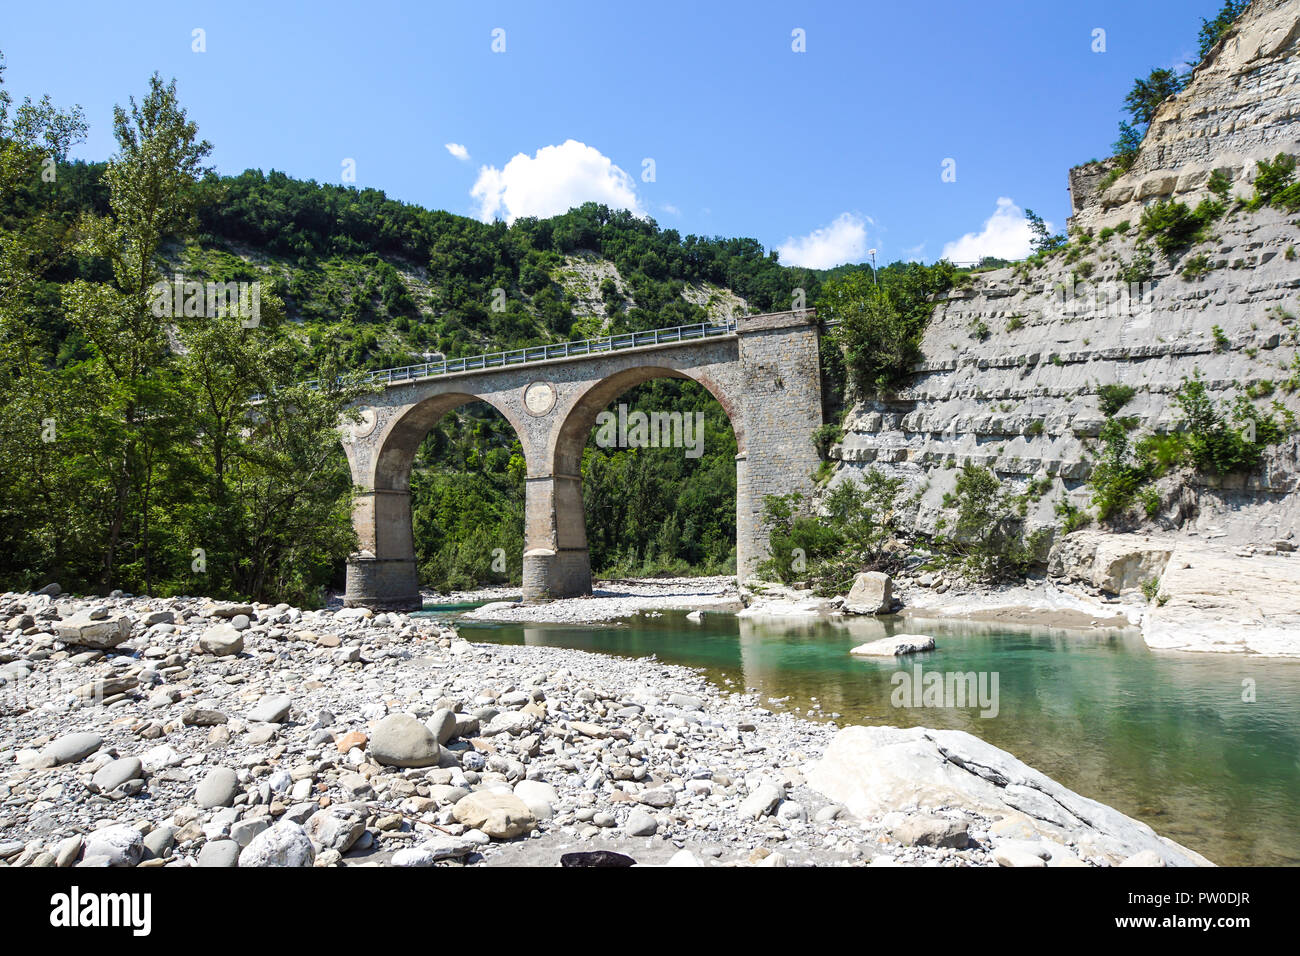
[0,586,1209,868]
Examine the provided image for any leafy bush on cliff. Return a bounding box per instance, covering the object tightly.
[1247,153,1300,212]
[1139,199,1220,255]
[1090,419,1151,522]
[1172,373,1294,475]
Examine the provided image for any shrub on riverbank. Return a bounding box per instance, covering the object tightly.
[757,469,908,593]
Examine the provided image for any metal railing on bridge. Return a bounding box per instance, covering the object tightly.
[292,318,741,394]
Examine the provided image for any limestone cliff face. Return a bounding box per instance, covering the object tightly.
[1074,0,1300,231]
[832,0,1300,551]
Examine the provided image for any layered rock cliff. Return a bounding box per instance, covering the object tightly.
[1074,0,1300,231]
[832,0,1300,559]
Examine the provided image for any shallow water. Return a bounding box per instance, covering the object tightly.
[419,604,1300,866]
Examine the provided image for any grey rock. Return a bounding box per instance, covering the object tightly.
[304,807,365,853]
[39,732,102,766]
[54,614,131,649]
[639,787,676,808]
[90,756,143,793]
[814,804,844,823]
[55,835,83,867]
[142,826,175,860]
[807,725,1210,866]
[391,846,436,867]
[197,839,241,867]
[668,693,704,711]
[426,707,458,745]
[247,694,292,724]
[993,842,1051,868]
[849,634,936,656]
[82,824,144,867]
[238,821,315,867]
[421,835,478,860]
[776,800,808,823]
[195,767,240,808]
[182,708,227,727]
[198,624,244,656]
[843,571,893,615]
[891,813,969,848]
[370,713,441,768]
[209,603,254,619]
[230,818,270,847]
[737,783,783,820]
[623,809,658,836]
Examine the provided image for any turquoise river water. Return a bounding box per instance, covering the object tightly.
[419,602,1300,866]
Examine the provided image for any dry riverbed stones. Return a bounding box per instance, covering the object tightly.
[0,584,1192,869]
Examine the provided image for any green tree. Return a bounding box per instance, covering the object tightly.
[60,74,213,589]
[1123,69,1186,127]
[1025,208,1065,254]
[1197,1,1251,61]
[0,52,89,585]
[817,261,954,397]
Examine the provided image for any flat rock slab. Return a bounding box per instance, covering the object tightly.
[54,615,131,649]
[806,725,1212,867]
[39,732,102,766]
[849,634,936,656]
[247,694,292,724]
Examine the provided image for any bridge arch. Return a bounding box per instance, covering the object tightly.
[342,389,532,609]
[522,365,747,601]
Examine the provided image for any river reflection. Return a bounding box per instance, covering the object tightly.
[428,606,1300,866]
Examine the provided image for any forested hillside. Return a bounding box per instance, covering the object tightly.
[0,61,817,599]
[1,53,970,600]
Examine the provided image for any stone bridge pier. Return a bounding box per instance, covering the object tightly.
[340,310,823,610]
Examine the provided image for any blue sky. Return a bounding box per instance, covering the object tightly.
[4,0,1216,267]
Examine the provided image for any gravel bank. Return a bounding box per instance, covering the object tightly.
[460,576,743,624]
[0,586,1204,868]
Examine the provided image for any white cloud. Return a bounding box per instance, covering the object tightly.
[470,140,644,224]
[444,142,470,161]
[776,212,871,269]
[941,197,1040,263]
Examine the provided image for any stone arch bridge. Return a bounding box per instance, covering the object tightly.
[340,310,823,609]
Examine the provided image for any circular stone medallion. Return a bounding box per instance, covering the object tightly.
[344,408,377,442]
[523,381,557,416]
